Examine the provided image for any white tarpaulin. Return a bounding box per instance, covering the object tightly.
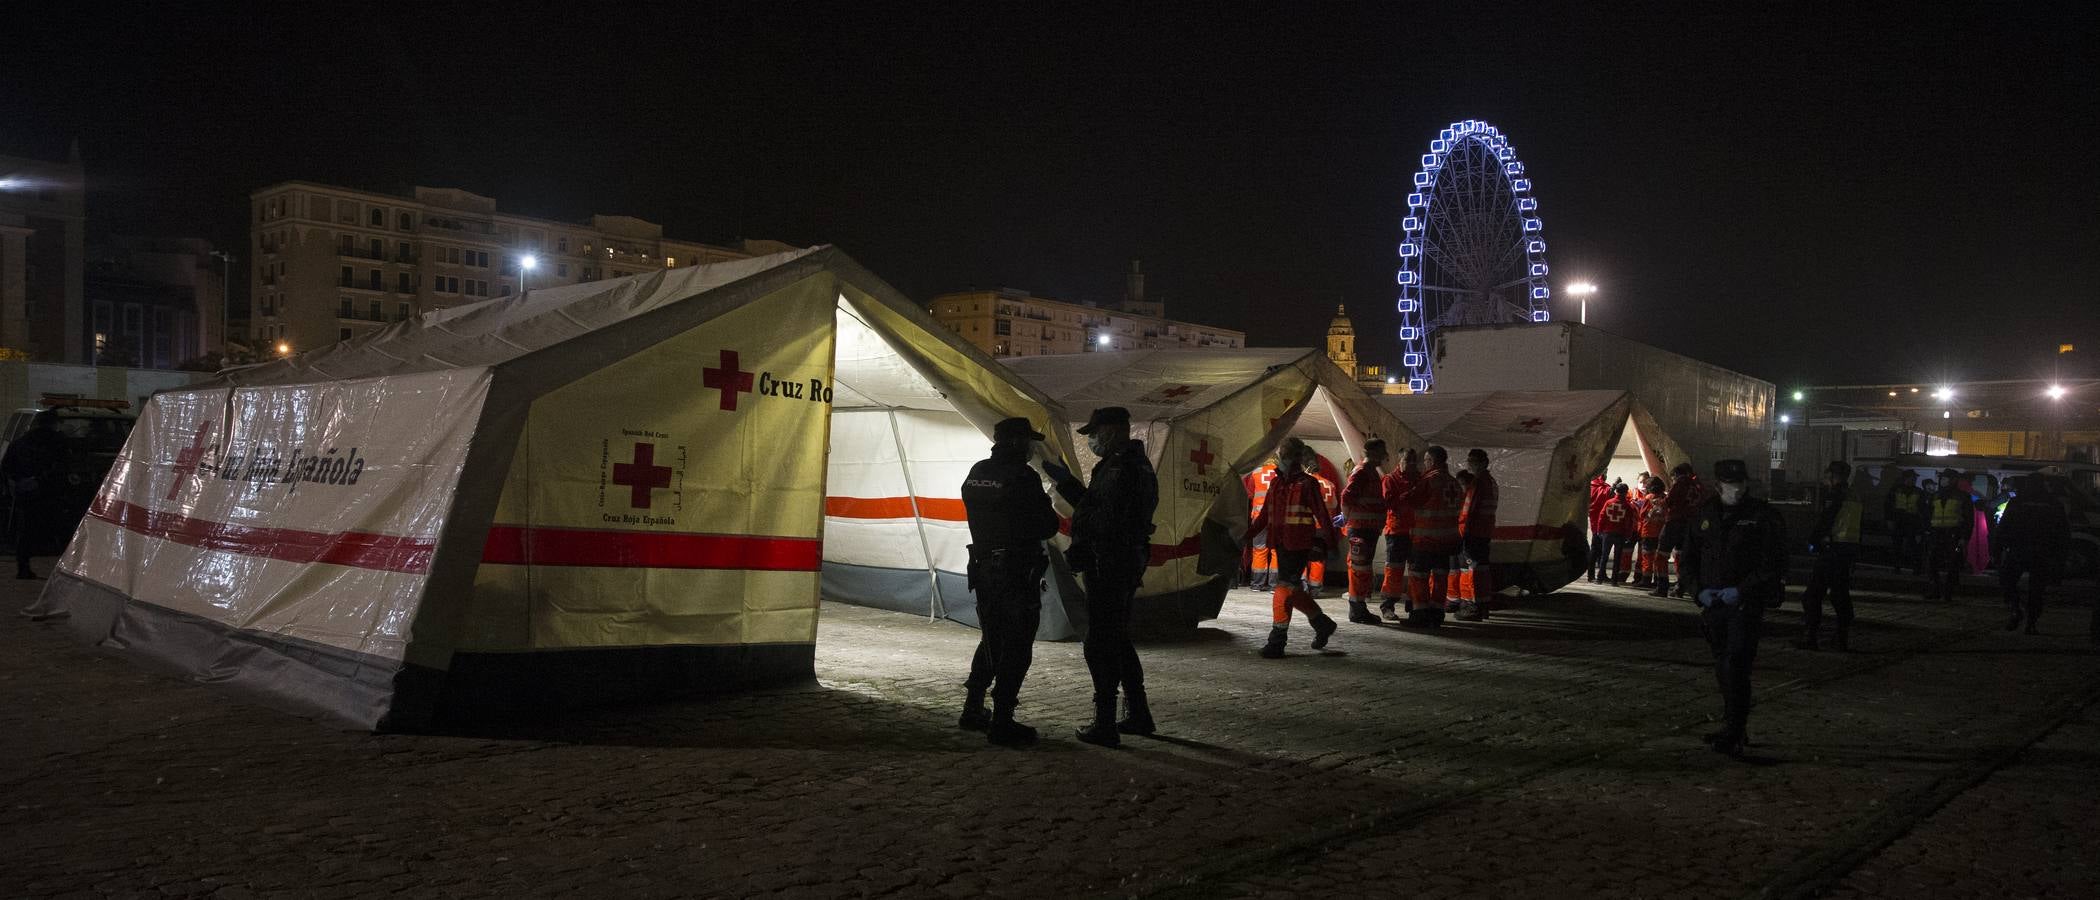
[33,247,1073,729]
[1376,389,1688,593]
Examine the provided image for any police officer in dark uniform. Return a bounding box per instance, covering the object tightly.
[1685,459,1787,758]
[958,417,1062,748]
[3,410,69,580]
[1994,475,2071,635]
[1043,406,1159,749]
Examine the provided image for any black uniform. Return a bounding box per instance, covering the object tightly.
[3,425,69,578]
[959,446,1061,711]
[1881,483,1923,572]
[1994,488,2070,632]
[1685,491,1788,745]
[1055,440,1158,712]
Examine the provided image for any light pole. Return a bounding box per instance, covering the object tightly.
[1567,282,1598,324]
[209,249,235,357]
[519,254,538,297]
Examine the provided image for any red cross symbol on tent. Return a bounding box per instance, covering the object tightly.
[1160,384,1194,400]
[166,420,213,501]
[1187,439,1215,475]
[1518,417,1545,432]
[612,442,674,509]
[702,350,755,411]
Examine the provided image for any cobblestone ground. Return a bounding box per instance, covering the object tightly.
[4,565,2097,899]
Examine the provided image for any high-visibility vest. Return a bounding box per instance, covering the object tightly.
[1342,463,1386,531]
[1410,469,1463,550]
[1830,498,1863,543]
[1246,463,1277,516]
[1929,496,1964,528]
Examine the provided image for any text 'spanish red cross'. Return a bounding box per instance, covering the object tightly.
[1188,439,1215,475]
[1161,384,1194,400]
[612,442,674,509]
[702,350,755,411]
[166,421,213,501]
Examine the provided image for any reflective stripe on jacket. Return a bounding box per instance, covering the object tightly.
[1408,467,1464,552]
[1250,471,1334,552]
[1341,462,1386,531]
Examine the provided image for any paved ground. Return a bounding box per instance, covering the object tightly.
[4,563,2097,899]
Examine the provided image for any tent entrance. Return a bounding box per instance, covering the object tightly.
[819,298,1078,639]
[1604,413,1661,487]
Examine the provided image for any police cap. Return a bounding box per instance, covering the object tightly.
[1713,459,1751,483]
[1077,406,1131,435]
[992,417,1044,443]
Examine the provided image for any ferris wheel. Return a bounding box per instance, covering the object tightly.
[1396,119,1550,391]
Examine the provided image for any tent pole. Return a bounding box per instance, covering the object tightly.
[1322,386,1368,463]
[887,408,945,622]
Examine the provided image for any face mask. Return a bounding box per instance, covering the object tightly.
[1718,483,1745,506]
[1086,433,1112,457]
[1466,460,1487,475]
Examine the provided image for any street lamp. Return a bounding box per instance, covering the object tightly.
[275,340,291,357]
[1780,414,1791,424]
[2046,384,2067,400]
[1566,282,1598,325]
[1791,390,1805,402]
[209,249,235,356]
[1096,334,1111,348]
[518,254,538,296]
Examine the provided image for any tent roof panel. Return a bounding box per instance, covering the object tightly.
[1001,348,1311,424]
[1377,389,1629,449]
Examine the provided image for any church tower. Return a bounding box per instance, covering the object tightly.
[1326,304,1358,379]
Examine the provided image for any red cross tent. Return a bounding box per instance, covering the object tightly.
[31,247,1075,730]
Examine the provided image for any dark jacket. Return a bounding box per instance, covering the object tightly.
[1055,440,1158,577]
[960,447,1060,551]
[2,427,68,497]
[1687,494,1789,604]
[1995,492,2071,562]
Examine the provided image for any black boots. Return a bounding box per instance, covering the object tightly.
[1650,579,1671,598]
[1310,614,1338,650]
[958,690,990,731]
[1379,599,1403,623]
[1406,605,1446,628]
[1259,626,1287,659]
[1347,599,1381,625]
[987,706,1038,748]
[1075,698,1121,748]
[1117,692,1155,736]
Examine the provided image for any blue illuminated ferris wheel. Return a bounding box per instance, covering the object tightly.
[1397,119,1550,391]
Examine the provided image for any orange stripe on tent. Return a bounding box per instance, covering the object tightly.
[824,496,969,522]
[482,524,821,571]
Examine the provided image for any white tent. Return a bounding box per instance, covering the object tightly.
[1004,349,1419,633]
[33,247,1073,730]
[1375,389,1687,594]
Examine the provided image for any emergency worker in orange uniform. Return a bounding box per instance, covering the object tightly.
[1243,460,1279,592]
[1455,448,1500,620]
[1633,476,1669,588]
[1247,438,1339,658]
[1404,445,1466,627]
[1339,439,1390,625]
[1303,456,1339,597]
[1597,482,1641,584]
[1378,447,1421,622]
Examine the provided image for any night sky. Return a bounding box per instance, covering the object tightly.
[6,4,2094,386]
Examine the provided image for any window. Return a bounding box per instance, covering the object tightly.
[665,257,676,267]
[397,302,411,321]
[339,234,354,254]
[370,300,382,320]
[500,285,512,297]
[339,265,353,287]
[441,246,460,265]
[369,237,383,259]
[369,208,384,227]
[339,203,356,224]
[398,212,414,231]
[995,320,1011,335]
[556,263,569,277]
[340,298,353,318]
[557,237,568,253]
[341,328,353,341]
[442,276,460,293]
[474,249,489,267]
[397,241,412,262]
[397,272,413,293]
[368,269,382,291]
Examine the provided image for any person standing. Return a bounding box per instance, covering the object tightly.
[1882,470,1924,574]
[1455,448,1500,621]
[1339,439,1390,625]
[1597,482,1640,584]
[1586,475,1612,584]
[1994,475,2070,635]
[1043,406,1159,748]
[1922,469,1974,601]
[1404,446,1466,627]
[1247,438,1340,658]
[3,410,69,580]
[1633,476,1668,588]
[1654,462,1705,598]
[1377,447,1421,623]
[1303,457,1340,598]
[1685,460,1788,758]
[1794,460,1863,651]
[1243,459,1279,592]
[957,417,1062,747]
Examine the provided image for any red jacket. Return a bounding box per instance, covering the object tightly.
[1382,469,1418,535]
[1248,470,1335,552]
[1460,470,1499,541]
[1341,462,1385,532]
[1599,496,1639,538]
[1407,465,1465,553]
[1636,492,1667,539]
[1664,474,1706,523]
[1586,477,1612,529]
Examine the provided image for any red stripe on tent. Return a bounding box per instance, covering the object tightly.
[1492,524,1570,541]
[481,524,821,571]
[1148,534,1204,566]
[823,496,969,522]
[89,497,436,574]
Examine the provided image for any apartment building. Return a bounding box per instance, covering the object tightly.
[248,181,794,353]
[0,147,86,362]
[928,287,1245,358]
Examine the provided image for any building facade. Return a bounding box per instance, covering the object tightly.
[84,236,226,369]
[248,181,794,354]
[1324,305,1408,394]
[0,147,87,363]
[927,286,1244,358]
